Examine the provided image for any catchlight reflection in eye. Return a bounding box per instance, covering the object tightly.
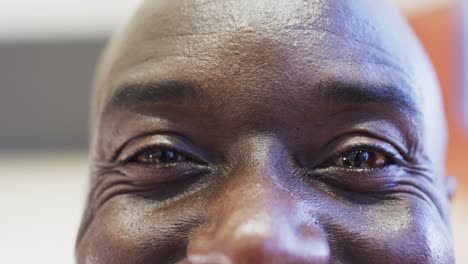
[335,150,388,169]
[136,148,188,164]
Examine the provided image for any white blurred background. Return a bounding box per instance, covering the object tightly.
[0,0,465,263]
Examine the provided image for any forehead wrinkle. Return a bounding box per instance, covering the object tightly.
[282,15,409,77]
[133,0,329,45]
[143,1,407,76]
[108,0,407,84]
[104,27,421,122]
[280,27,411,85]
[95,0,441,136]
[185,0,327,28]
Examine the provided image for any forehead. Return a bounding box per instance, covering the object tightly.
[98,0,422,104]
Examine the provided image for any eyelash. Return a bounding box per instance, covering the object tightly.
[121,144,200,165]
[119,141,403,172]
[316,143,402,170]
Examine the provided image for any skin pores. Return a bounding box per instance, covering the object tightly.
[76,0,455,263]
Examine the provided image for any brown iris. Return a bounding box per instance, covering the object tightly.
[135,148,187,164]
[335,150,388,169]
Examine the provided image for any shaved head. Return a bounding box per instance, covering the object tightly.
[77,0,454,263]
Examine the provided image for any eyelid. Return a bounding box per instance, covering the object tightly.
[313,137,406,170]
[328,130,411,159]
[114,134,209,165]
[122,144,188,164]
[338,143,399,160]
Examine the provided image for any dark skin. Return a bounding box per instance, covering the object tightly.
[76,0,456,263]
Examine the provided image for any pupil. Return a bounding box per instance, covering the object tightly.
[342,156,352,167]
[353,150,369,168]
[149,149,176,163]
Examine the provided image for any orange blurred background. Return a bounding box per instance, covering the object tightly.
[0,1,465,263]
[407,5,467,262]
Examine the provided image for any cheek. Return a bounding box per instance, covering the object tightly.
[76,196,204,264]
[320,197,454,263]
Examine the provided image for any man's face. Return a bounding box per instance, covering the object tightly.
[76,0,454,263]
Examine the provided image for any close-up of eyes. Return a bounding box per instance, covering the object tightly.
[129,147,190,165]
[332,148,393,169]
[119,135,402,171]
[315,140,402,171]
[115,134,210,167]
[308,143,406,193]
[113,136,213,184]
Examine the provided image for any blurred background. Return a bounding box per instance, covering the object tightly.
[0,0,466,263]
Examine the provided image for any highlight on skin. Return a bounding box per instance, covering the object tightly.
[76,0,455,263]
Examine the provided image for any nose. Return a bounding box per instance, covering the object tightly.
[187,167,330,264]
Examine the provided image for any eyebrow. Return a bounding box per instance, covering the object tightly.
[104,80,202,113]
[316,80,420,115]
[103,79,420,117]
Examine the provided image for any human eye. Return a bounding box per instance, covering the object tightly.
[117,133,207,164]
[313,133,405,172]
[308,136,408,193]
[126,146,192,165]
[325,145,397,170]
[113,134,211,183]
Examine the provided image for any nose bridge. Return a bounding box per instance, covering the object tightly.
[217,134,293,232]
[232,133,286,174]
[216,163,291,236]
[187,136,330,263]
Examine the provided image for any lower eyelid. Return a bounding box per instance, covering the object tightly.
[310,161,404,179]
[93,170,210,209]
[116,162,211,183]
[314,166,382,173]
[307,165,404,191]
